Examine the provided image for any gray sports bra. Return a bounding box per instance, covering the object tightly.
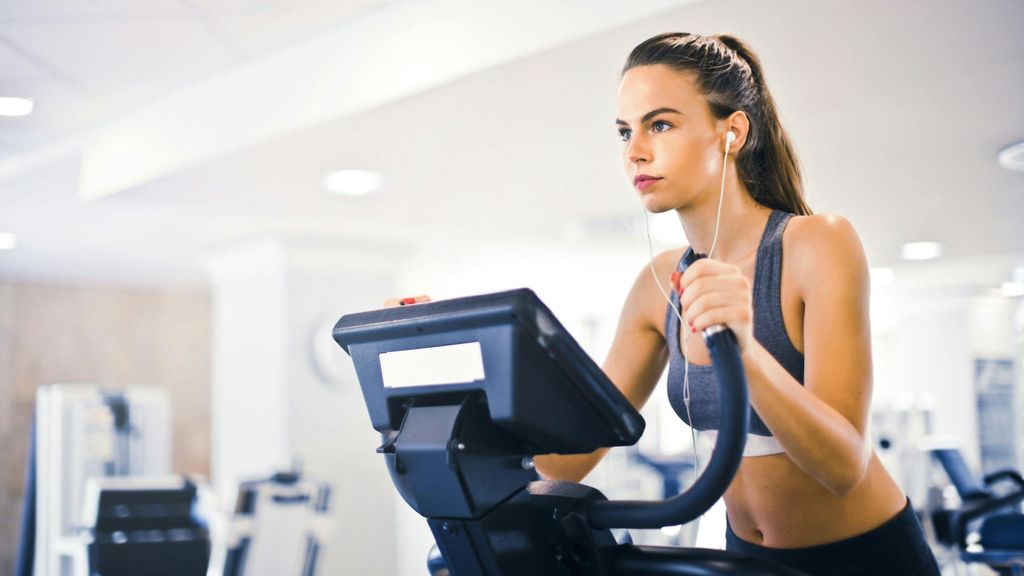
[665,209,805,456]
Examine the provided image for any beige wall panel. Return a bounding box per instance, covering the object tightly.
[0,282,210,573]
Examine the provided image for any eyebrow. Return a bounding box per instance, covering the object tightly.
[615,107,684,126]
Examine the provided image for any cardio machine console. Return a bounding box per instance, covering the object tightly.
[333,288,644,455]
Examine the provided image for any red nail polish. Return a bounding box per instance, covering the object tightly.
[401,297,417,305]
[691,325,696,333]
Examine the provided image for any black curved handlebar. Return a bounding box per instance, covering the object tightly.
[588,327,749,529]
[984,469,1024,490]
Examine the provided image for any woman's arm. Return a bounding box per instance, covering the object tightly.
[681,214,874,496]
[534,254,673,482]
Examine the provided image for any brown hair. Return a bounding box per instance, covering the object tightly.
[624,33,812,215]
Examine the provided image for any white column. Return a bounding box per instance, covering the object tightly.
[206,238,291,500]
[206,235,405,575]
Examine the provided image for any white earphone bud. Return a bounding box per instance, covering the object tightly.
[725,130,736,150]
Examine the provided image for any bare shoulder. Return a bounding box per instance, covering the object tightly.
[786,212,862,245]
[652,246,689,279]
[784,213,868,293]
[623,247,688,335]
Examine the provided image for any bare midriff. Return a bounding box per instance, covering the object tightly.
[723,450,908,548]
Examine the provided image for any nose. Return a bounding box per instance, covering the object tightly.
[626,132,650,167]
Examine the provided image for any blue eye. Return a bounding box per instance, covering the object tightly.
[652,120,672,133]
[618,128,632,141]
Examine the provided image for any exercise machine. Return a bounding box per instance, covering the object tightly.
[930,445,1024,575]
[218,471,333,576]
[333,288,806,575]
[29,385,173,576]
[81,476,210,576]
[19,385,211,576]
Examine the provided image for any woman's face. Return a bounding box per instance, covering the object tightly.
[616,64,725,213]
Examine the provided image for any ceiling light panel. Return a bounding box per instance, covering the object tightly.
[901,241,944,261]
[998,141,1024,172]
[0,97,33,116]
[0,233,18,250]
[323,169,382,196]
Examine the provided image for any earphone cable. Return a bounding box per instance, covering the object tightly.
[638,132,732,482]
[640,201,701,477]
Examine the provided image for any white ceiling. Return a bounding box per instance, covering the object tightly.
[0,0,1022,287]
[0,0,393,155]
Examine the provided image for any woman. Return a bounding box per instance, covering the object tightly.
[392,32,940,576]
[531,33,940,575]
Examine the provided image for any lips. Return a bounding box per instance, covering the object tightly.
[634,174,662,190]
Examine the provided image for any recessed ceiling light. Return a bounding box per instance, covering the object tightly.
[870,267,895,288]
[0,232,17,250]
[323,169,381,196]
[998,141,1024,172]
[901,241,944,261]
[0,97,33,117]
[1001,282,1024,298]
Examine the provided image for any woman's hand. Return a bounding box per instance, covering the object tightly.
[675,259,754,354]
[382,294,431,308]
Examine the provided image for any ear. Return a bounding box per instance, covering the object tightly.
[722,111,751,154]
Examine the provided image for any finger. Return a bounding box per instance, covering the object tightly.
[683,292,750,330]
[679,259,707,288]
[679,259,738,288]
[679,275,749,311]
[689,306,751,334]
[383,294,432,308]
[401,294,432,305]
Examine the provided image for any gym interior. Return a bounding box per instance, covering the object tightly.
[1,1,1022,575]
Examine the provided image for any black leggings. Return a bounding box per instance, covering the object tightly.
[725,499,940,576]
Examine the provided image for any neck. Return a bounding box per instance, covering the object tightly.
[677,173,771,263]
